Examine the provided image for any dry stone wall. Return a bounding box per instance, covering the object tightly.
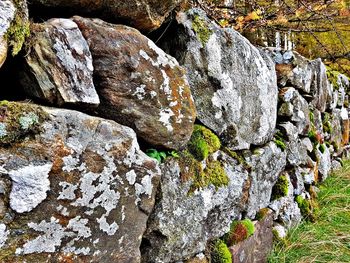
[0,2,349,263]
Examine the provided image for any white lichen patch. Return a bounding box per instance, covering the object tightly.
[147,40,177,68]
[0,0,15,36]
[9,163,53,213]
[133,84,147,100]
[159,108,175,132]
[126,170,137,185]
[0,223,9,248]
[18,217,72,254]
[0,123,7,138]
[58,182,77,200]
[97,215,119,235]
[19,112,39,130]
[134,175,153,204]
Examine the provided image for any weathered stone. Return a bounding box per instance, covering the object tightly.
[316,145,331,181]
[328,109,343,154]
[286,139,308,167]
[0,0,16,68]
[269,176,301,229]
[289,168,306,195]
[264,48,313,93]
[229,212,274,263]
[0,102,160,262]
[73,16,196,150]
[31,0,184,32]
[331,160,342,171]
[279,87,310,135]
[310,58,333,112]
[272,224,287,239]
[339,107,350,146]
[301,137,313,153]
[160,8,278,150]
[20,19,99,107]
[143,152,249,262]
[299,167,316,185]
[312,108,324,137]
[245,142,287,218]
[278,122,298,141]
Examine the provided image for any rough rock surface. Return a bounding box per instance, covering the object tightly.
[73,16,196,150]
[310,59,333,112]
[269,175,302,228]
[229,212,274,263]
[31,0,184,32]
[21,18,99,107]
[161,8,278,150]
[244,142,287,218]
[279,87,311,135]
[0,0,16,68]
[0,102,160,262]
[316,146,332,181]
[264,48,313,93]
[143,152,249,262]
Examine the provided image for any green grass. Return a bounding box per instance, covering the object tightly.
[268,160,350,263]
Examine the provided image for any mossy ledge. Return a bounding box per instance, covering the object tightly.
[192,15,213,46]
[0,101,48,145]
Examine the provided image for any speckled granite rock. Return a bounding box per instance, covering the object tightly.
[0,102,160,262]
[0,0,16,68]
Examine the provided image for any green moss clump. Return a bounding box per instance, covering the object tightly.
[191,160,229,192]
[192,15,213,46]
[271,174,289,200]
[308,129,317,143]
[326,66,341,89]
[188,125,221,161]
[274,130,287,151]
[256,207,270,221]
[322,113,333,134]
[5,0,30,56]
[295,195,317,221]
[319,144,326,154]
[224,219,255,246]
[211,239,232,263]
[0,101,48,145]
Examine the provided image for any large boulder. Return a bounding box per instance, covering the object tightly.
[73,16,196,150]
[0,0,16,68]
[30,0,185,32]
[20,18,100,107]
[143,152,250,262]
[244,142,287,218]
[160,8,278,150]
[0,102,160,262]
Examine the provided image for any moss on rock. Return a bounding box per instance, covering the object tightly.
[211,239,232,263]
[271,174,289,200]
[256,207,270,221]
[5,0,30,56]
[192,15,213,46]
[188,124,221,161]
[0,101,48,145]
[223,219,255,246]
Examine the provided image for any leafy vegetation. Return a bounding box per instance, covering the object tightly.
[145,149,179,163]
[268,160,350,263]
[211,239,232,263]
[223,219,255,246]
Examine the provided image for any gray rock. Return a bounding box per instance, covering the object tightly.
[0,102,160,262]
[286,139,308,167]
[21,18,99,107]
[229,212,274,263]
[73,16,196,150]
[279,87,310,135]
[161,8,278,150]
[272,224,287,239]
[143,152,249,262]
[0,0,16,68]
[245,142,287,218]
[310,58,333,112]
[331,160,342,171]
[269,176,301,229]
[278,122,299,141]
[316,145,331,181]
[301,137,313,152]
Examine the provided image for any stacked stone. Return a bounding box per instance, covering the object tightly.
[0,2,349,263]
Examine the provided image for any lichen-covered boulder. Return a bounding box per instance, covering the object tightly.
[160,8,278,150]
[279,87,310,135]
[73,16,196,150]
[244,142,287,218]
[142,152,250,262]
[316,144,332,181]
[0,0,16,68]
[20,18,100,107]
[0,102,160,262]
[30,0,185,32]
